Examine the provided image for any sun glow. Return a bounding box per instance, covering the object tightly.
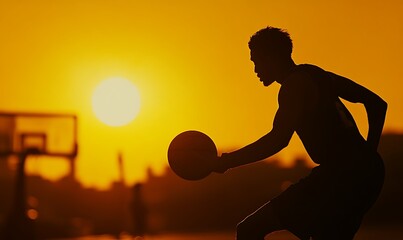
[92,77,141,126]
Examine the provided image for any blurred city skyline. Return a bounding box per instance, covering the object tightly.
[1,133,402,239]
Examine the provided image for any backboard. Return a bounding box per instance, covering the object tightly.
[0,112,77,158]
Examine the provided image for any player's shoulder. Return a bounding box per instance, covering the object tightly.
[279,64,322,102]
[288,64,327,80]
[282,64,322,91]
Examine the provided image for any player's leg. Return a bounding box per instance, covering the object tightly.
[236,201,283,240]
[311,152,385,240]
[311,225,359,240]
[312,234,354,240]
[237,166,326,240]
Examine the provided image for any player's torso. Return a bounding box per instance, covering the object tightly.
[287,64,366,165]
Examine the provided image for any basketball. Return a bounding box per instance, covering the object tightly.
[167,131,217,180]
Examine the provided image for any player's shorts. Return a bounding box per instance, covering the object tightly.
[270,150,384,240]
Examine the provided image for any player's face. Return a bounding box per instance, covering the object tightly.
[250,50,280,87]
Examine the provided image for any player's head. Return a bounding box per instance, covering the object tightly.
[249,27,293,86]
[249,27,293,59]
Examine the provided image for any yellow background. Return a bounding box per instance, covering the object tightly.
[1,0,402,189]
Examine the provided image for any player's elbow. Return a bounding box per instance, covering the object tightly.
[366,95,387,114]
[258,129,292,156]
[375,97,387,115]
[277,137,290,150]
[271,132,291,152]
[272,130,292,150]
[381,99,388,111]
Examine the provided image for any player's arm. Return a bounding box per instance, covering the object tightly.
[328,72,387,150]
[214,75,315,172]
[215,115,294,172]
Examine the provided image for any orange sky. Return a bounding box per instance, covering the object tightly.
[1,0,402,189]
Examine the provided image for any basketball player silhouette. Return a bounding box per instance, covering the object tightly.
[214,27,387,240]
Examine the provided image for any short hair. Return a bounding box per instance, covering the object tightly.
[248,27,293,59]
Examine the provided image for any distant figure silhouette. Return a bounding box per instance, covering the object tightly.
[131,183,147,238]
[213,27,387,240]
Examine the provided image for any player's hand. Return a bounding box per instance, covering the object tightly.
[212,153,230,174]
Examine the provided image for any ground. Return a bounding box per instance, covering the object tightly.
[62,225,403,240]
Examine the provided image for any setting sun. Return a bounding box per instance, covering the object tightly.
[91,77,141,127]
